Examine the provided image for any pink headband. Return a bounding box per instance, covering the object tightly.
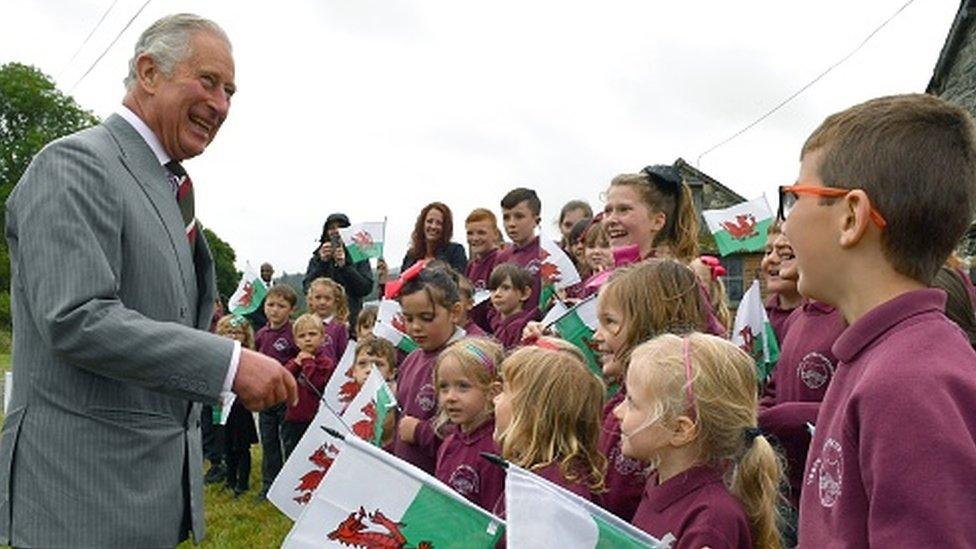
[699,255,726,280]
[683,336,697,421]
[464,343,495,376]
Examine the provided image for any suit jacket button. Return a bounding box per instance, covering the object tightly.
[179,307,186,318]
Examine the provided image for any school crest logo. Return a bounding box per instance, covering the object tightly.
[292,443,340,505]
[327,507,433,549]
[796,352,834,390]
[416,383,436,413]
[273,336,290,353]
[806,437,843,508]
[720,214,758,240]
[448,464,481,497]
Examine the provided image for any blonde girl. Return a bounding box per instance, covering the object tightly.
[619,333,784,548]
[214,315,259,497]
[592,259,707,521]
[493,339,606,511]
[306,277,350,363]
[433,338,506,510]
[393,266,465,474]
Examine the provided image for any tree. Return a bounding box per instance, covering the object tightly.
[0,63,100,329]
[203,227,241,303]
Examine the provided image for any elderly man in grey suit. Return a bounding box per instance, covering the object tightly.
[0,14,298,548]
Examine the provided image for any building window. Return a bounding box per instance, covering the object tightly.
[723,255,744,306]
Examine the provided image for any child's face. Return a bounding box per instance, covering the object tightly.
[585,244,613,272]
[400,291,460,351]
[263,294,293,328]
[603,185,665,252]
[437,355,491,432]
[594,291,627,363]
[502,200,539,247]
[356,320,375,341]
[492,381,514,443]
[761,233,798,295]
[353,352,392,385]
[424,208,445,243]
[221,327,247,344]
[490,276,529,317]
[783,149,836,301]
[560,207,588,240]
[614,365,670,462]
[466,219,498,257]
[307,284,336,318]
[294,325,324,354]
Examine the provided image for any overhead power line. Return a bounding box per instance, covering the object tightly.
[695,0,917,166]
[70,0,153,94]
[57,0,120,82]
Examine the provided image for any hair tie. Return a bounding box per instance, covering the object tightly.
[384,259,430,299]
[699,255,727,280]
[683,336,697,421]
[528,336,559,351]
[229,315,247,327]
[464,343,495,376]
[744,427,763,446]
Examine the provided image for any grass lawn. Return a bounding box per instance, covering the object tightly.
[0,353,293,547]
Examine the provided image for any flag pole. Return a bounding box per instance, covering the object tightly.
[480,452,509,469]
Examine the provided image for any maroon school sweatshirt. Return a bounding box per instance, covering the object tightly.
[596,388,650,521]
[764,293,798,344]
[495,236,542,306]
[631,465,751,549]
[393,346,445,474]
[435,419,504,512]
[799,289,976,547]
[254,321,299,365]
[489,306,541,350]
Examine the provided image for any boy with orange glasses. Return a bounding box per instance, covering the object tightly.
[782,94,976,547]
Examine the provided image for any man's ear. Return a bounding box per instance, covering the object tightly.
[838,190,872,249]
[134,53,161,94]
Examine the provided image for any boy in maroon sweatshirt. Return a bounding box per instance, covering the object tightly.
[281,314,335,459]
[488,263,540,349]
[254,284,300,500]
[782,94,976,547]
[495,188,543,307]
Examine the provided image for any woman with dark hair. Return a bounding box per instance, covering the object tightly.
[399,202,467,274]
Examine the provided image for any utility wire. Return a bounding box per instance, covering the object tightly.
[70,0,153,94]
[695,0,917,166]
[57,0,119,82]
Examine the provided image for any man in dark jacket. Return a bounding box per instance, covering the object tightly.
[303,213,374,330]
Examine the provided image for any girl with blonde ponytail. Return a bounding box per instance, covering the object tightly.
[616,333,785,549]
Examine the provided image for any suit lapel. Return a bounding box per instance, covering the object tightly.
[105,115,196,315]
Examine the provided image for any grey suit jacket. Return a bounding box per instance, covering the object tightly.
[0,114,235,547]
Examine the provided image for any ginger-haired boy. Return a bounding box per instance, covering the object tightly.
[782,93,976,547]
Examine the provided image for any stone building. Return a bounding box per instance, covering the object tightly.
[674,158,766,307]
[928,0,976,256]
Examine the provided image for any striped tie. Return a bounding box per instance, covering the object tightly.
[165,160,197,247]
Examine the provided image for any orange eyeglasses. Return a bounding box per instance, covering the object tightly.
[778,185,887,229]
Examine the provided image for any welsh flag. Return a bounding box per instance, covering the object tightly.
[702,196,774,256]
[282,431,504,548]
[505,463,670,548]
[372,299,418,353]
[539,235,581,310]
[340,365,397,446]
[268,405,348,520]
[228,263,267,315]
[731,280,780,381]
[547,295,601,377]
[338,221,385,263]
[321,342,359,414]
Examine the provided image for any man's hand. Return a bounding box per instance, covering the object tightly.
[318,242,334,262]
[377,258,390,284]
[333,244,347,267]
[233,348,299,411]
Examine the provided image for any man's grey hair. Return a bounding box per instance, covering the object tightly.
[124,13,231,89]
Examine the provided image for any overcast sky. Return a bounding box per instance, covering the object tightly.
[2,1,960,275]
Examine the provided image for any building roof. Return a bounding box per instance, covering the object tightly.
[673,157,747,202]
[927,0,974,94]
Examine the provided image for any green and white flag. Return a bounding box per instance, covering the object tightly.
[731,280,780,381]
[547,295,601,377]
[539,234,581,310]
[702,196,774,256]
[282,431,504,549]
[321,342,359,414]
[269,404,348,520]
[228,263,267,315]
[340,365,397,447]
[505,463,670,548]
[338,221,386,263]
[373,299,419,353]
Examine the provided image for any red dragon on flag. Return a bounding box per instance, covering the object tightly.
[292,443,340,505]
[720,214,758,240]
[327,507,432,549]
[338,365,360,408]
[538,248,563,285]
[238,281,254,307]
[353,230,376,254]
[351,401,378,442]
[738,325,757,357]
